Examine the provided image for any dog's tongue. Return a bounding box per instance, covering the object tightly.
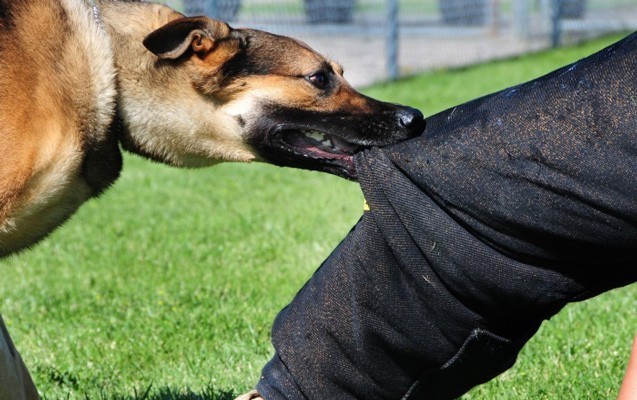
[330,135,360,154]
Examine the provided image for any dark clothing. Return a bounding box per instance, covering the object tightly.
[257,32,637,399]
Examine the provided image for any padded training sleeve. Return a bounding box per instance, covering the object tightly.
[257,32,637,399]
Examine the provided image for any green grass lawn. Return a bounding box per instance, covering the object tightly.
[1,34,635,399]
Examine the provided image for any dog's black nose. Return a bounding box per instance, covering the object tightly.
[398,106,426,136]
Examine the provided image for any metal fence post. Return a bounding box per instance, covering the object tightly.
[386,0,399,81]
[551,0,563,47]
[512,0,530,39]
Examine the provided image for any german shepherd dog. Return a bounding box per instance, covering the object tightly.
[0,0,425,257]
[0,0,424,397]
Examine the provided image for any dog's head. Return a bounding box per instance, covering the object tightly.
[139,16,424,179]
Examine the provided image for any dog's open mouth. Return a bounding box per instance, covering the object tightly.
[266,127,364,179]
[280,129,361,160]
[246,103,423,180]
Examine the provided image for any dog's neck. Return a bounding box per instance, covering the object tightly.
[106,105,127,144]
[96,1,255,167]
[89,2,124,141]
[97,1,201,165]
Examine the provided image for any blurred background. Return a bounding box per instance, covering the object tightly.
[160,0,637,87]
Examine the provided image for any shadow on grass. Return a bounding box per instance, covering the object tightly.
[105,385,237,400]
[36,366,241,400]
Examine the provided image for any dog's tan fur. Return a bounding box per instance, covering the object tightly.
[98,1,258,166]
[0,0,117,255]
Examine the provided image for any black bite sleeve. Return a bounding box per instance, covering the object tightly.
[257,32,637,399]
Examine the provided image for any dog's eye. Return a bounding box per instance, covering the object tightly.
[307,72,328,89]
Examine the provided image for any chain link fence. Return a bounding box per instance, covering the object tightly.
[161,0,637,87]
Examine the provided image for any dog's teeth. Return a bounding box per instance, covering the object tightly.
[304,131,326,142]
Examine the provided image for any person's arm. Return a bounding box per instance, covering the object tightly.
[618,335,637,400]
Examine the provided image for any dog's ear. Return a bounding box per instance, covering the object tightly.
[143,17,231,60]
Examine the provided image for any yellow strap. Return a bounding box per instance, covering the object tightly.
[363,199,370,212]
